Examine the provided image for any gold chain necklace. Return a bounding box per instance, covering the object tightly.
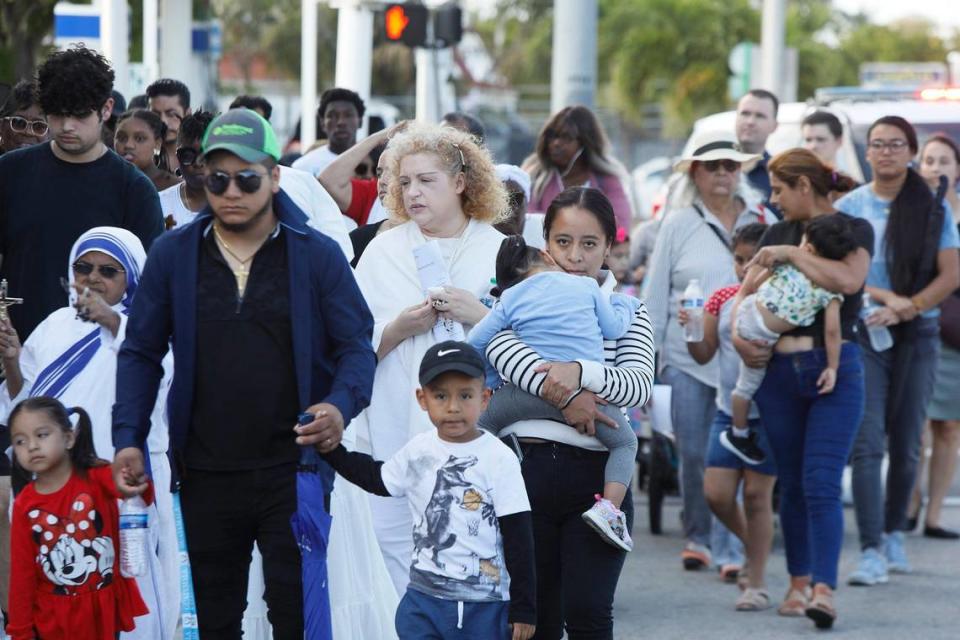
[213,225,256,295]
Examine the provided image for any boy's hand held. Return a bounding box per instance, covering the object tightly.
[512,622,536,640]
[112,447,148,497]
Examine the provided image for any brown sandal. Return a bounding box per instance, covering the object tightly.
[778,586,810,617]
[805,585,836,629]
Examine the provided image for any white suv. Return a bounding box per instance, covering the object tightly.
[683,90,960,183]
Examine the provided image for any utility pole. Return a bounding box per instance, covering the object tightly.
[159,0,192,82]
[550,0,597,113]
[759,0,786,99]
[100,0,129,97]
[300,0,319,147]
[142,0,159,85]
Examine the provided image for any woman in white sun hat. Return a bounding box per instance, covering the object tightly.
[642,130,769,573]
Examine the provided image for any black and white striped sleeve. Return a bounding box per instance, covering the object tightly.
[485,330,549,397]
[578,303,656,408]
[484,302,656,408]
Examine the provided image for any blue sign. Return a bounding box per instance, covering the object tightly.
[55,14,99,39]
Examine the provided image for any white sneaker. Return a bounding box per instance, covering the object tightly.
[582,495,633,552]
[847,547,889,586]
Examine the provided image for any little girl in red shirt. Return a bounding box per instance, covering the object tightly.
[6,397,150,640]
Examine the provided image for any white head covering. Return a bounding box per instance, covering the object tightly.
[68,227,147,312]
[496,164,532,202]
[673,130,759,173]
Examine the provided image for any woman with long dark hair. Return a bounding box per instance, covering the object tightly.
[737,148,870,628]
[484,187,655,638]
[523,106,635,229]
[114,109,179,191]
[909,133,960,538]
[838,117,960,587]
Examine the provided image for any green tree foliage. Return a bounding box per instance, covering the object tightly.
[0,0,59,81]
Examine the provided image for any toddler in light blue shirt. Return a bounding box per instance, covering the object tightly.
[468,235,640,551]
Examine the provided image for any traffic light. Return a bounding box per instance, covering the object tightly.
[434,4,463,48]
[384,3,428,48]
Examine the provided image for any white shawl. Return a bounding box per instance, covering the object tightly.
[352,219,504,459]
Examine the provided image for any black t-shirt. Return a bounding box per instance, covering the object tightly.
[349,219,387,268]
[0,143,164,340]
[757,212,875,342]
[186,227,301,471]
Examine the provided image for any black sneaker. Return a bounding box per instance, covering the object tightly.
[719,428,766,465]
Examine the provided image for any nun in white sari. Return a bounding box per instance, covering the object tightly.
[0,227,178,639]
[352,123,510,593]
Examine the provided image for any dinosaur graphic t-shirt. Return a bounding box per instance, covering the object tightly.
[381,430,530,601]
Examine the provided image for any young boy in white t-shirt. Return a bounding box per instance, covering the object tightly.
[322,341,536,640]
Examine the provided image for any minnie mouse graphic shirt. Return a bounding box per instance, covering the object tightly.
[7,465,150,640]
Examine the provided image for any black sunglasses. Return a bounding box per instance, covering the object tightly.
[700,159,740,173]
[72,261,126,279]
[176,147,203,167]
[204,169,266,195]
[4,116,48,137]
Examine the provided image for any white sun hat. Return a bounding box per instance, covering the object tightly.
[673,130,759,173]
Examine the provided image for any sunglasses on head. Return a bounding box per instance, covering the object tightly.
[699,159,740,173]
[72,261,125,279]
[176,147,203,167]
[4,116,48,137]
[204,169,266,195]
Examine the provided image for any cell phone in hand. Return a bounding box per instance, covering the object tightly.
[298,412,315,426]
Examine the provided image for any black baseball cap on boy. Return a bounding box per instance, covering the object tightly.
[418,341,485,387]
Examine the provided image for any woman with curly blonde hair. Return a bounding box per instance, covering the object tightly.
[351,122,509,592]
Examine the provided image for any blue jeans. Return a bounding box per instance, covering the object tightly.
[754,343,865,588]
[660,366,716,546]
[395,588,510,639]
[852,317,940,549]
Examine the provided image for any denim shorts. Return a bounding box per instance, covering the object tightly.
[705,409,778,476]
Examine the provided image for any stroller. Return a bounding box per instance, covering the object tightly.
[634,425,680,535]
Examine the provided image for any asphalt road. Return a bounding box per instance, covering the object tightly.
[613,497,960,639]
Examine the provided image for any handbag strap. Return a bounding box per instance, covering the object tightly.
[692,203,733,255]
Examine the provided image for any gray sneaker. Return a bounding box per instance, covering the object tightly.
[884,531,912,574]
[847,547,889,586]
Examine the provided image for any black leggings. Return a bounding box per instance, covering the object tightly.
[520,441,631,640]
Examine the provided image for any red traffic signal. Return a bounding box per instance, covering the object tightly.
[384,3,428,47]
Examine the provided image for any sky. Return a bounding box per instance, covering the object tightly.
[465,0,960,34]
[832,0,960,34]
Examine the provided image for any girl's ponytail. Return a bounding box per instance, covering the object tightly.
[66,406,102,472]
[492,235,542,297]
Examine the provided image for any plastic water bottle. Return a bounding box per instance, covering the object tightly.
[681,279,705,342]
[860,293,893,352]
[119,496,149,577]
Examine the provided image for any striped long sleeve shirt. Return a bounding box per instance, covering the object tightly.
[483,273,655,448]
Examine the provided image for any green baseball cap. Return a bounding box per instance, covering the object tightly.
[202,108,281,164]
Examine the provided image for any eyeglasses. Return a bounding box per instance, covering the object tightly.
[700,159,740,173]
[176,147,203,167]
[3,116,48,137]
[204,169,267,195]
[545,129,577,143]
[868,139,909,152]
[72,261,126,279]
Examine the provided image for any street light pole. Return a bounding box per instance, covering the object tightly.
[334,1,374,135]
[760,0,786,98]
[101,0,129,97]
[300,0,318,147]
[550,0,597,113]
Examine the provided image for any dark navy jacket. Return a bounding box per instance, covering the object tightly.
[112,191,376,458]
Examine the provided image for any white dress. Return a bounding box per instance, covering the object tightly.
[352,219,504,593]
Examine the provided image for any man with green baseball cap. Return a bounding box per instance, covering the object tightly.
[113,105,377,637]
[201,108,282,164]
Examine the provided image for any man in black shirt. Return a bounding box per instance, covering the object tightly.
[0,46,163,340]
[113,109,376,638]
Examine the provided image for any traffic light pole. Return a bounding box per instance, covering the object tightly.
[301,0,318,146]
[335,2,374,135]
[550,0,597,113]
[415,15,441,124]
